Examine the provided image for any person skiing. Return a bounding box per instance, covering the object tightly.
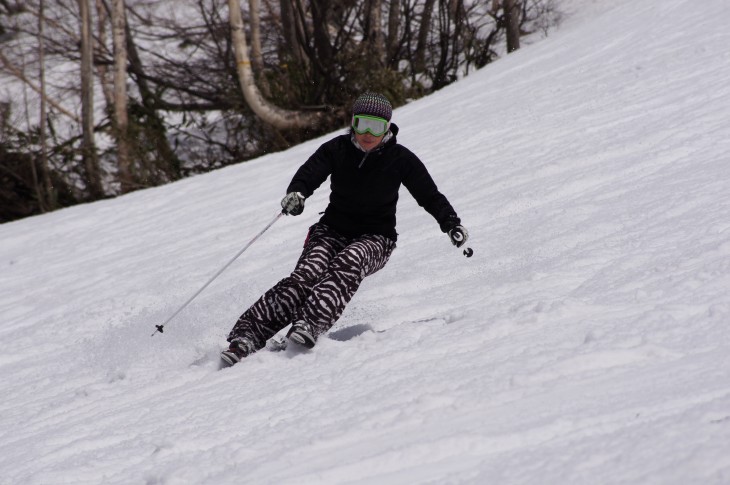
[221,92,469,366]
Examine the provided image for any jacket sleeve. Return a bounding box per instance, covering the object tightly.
[401,150,460,232]
[286,139,336,197]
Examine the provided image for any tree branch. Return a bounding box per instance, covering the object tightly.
[0,51,81,123]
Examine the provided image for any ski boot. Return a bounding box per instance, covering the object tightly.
[220,338,255,367]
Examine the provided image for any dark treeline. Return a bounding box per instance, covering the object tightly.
[0,0,560,223]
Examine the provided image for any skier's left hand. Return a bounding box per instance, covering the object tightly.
[448,225,469,248]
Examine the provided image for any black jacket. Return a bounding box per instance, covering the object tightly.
[286,124,460,241]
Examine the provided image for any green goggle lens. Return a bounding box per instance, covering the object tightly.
[352,115,389,136]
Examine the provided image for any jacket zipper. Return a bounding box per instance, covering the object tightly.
[358,152,370,169]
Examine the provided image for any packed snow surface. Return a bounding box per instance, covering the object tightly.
[2,0,730,483]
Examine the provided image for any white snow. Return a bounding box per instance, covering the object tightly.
[2,0,730,483]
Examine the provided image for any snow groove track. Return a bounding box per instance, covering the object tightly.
[2,0,730,483]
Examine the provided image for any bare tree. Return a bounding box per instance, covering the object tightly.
[94,0,113,107]
[414,0,437,72]
[227,0,321,130]
[385,0,401,67]
[78,0,103,197]
[111,0,132,192]
[278,0,306,70]
[366,0,385,64]
[247,0,263,73]
[0,51,80,123]
[37,0,52,211]
[503,0,521,52]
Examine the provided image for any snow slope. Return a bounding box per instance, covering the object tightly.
[2,0,730,483]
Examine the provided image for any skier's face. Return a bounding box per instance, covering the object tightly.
[354,131,385,152]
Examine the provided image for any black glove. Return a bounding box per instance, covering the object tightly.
[448,225,469,248]
[281,191,305,215]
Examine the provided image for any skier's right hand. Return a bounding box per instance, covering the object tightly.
[281,191,305,216]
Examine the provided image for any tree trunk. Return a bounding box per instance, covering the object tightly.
[228,0,321,130]
[248,0,263,73]
[112,0,132,193]
[414,0,437,72]
[504,0,520,53]
[78,0,104,197]
[125,24,182,183]
[279,0,307,70]
[367,0,385,65]
[386,0,400,68]
[94,0,114,108]
[309,0,336,79]
[37,0,52,211]
[248,0,271,97]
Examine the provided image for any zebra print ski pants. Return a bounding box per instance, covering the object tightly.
[227,223,396,350]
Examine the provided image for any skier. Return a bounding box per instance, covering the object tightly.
[221,92,469,366]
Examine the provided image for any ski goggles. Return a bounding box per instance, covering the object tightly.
[351,115,390,137]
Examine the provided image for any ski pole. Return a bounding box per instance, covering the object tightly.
[152,211,285,337]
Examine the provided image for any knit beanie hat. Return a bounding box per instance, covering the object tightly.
[352,92,393,121]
